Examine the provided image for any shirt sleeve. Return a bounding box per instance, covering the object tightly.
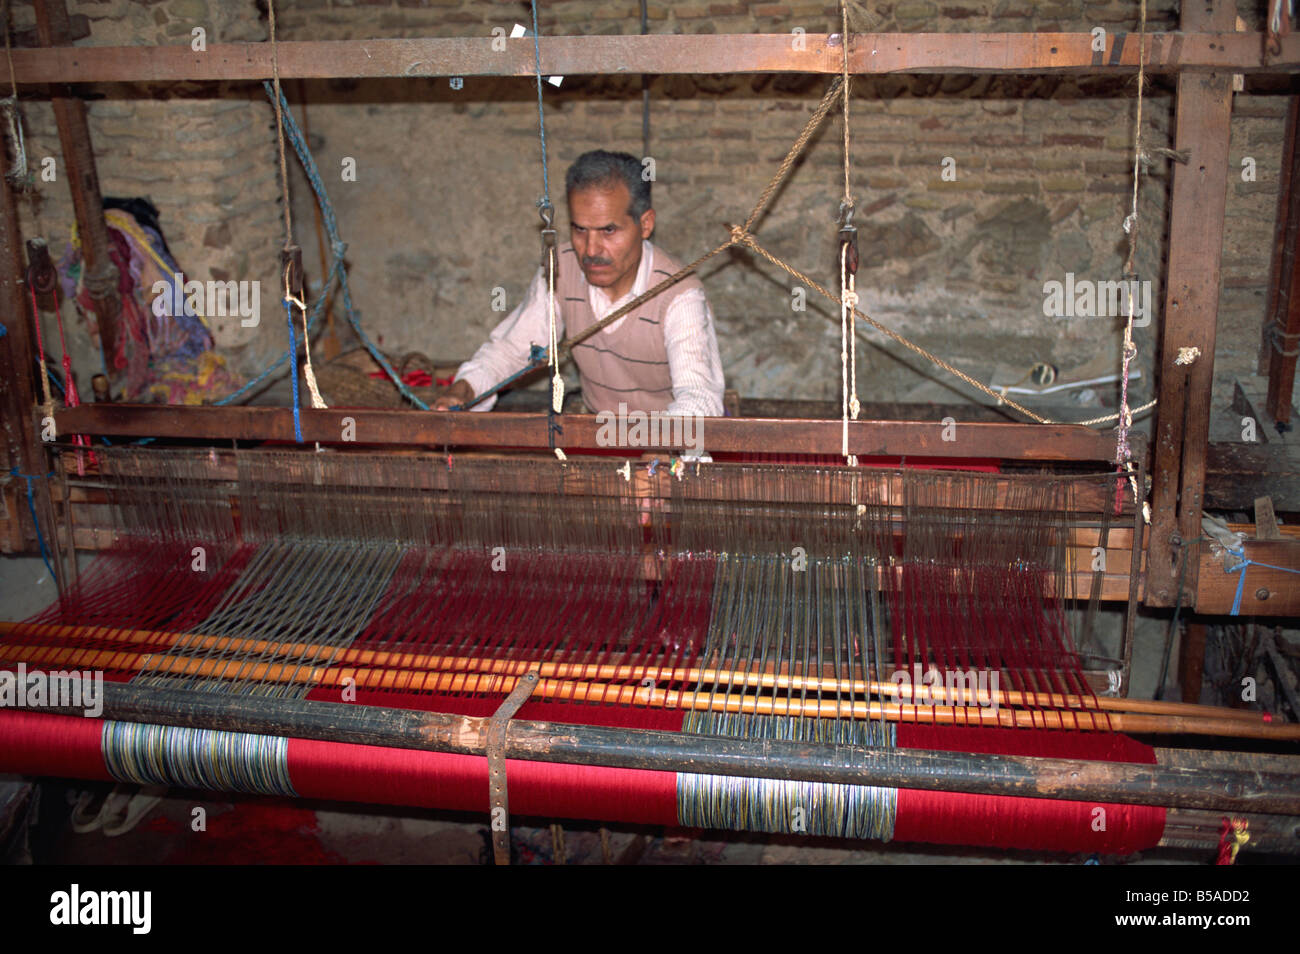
[453,267,558,412]
[663,287,726,417]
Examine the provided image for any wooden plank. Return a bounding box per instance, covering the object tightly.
[6,32,1299,85]
[1255,496,1283,540]
[1195,539,1300,616]
[1147,1,1236,608]
[52,404,1121,461]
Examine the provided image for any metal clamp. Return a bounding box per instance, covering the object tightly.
[539,201,558,271]
[486,670,540,865]
[837,202,858,276]
[281,245,304,302]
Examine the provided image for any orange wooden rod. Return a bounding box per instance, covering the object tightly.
[6,642,1300,740]
[0,620,1268,723]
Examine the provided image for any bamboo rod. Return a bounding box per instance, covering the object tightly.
[0,620,1268,723]
[6,641,1300,740]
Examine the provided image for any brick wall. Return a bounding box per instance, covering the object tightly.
[16,1,1287,426]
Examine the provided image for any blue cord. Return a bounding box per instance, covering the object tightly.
[286,300,303,443]
[224,82,430,413]
[1225,546,1300,615]
[11,467,56,579]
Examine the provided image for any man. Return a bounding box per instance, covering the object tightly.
[433,150,725,416]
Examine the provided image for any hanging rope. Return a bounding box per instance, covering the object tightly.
[226,81,430,411]
[1113,0,1149,516]
[11,467,55,580]
[28,285,52,409]
[838,0,859,466]
[527,1,564,459]
[268,0,292,252]
[267,0,325,428]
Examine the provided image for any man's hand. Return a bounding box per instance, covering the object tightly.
[431,378,476,411]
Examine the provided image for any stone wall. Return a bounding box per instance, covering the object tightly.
[14,1,1289,425]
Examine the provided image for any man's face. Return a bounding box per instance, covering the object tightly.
[568,182,655,300]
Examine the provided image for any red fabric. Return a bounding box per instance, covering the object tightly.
[894,725,1165,854]
[291,691,681,825]
[0,710,110,780]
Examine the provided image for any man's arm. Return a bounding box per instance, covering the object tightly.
[663,287,726,417]
[439,267,553,411]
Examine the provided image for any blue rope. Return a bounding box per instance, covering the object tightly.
[285,300,303,443]
[529,0,551,208]
[11,467,55,579]
[227,82,430,412]
[1225,546,1300,615]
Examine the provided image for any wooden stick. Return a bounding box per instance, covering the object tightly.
[0,620,1268,723]
[7,641,1300,740]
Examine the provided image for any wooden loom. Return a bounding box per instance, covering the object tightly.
[2,2,1300,861]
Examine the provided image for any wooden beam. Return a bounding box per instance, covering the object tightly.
[1147,1,1236,608]
[52,404,1122,462]
[15,682,1300,815]
[0,157,57,571]
[5,32,1299,85]
[1266,94,1300,427]
[32,0,120,379]
[1179,621,1207,704]
[1204,441,1300,510]
[1196,539,1300,616]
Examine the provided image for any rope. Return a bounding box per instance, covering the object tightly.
[285,300,303,443]
[11,467,55,579]
[840,242,858,464]
[461,56,1144,431]
[1224,546,1300,616]
[733,228,1051,422]
[1110,0,1148,514]
[28,285,52,408]
[841,2,852,209]
[284,260,325,410]
[744,78,843,234]
[218,83,429,410]
[839,1,858,466]
[528,0,551,208]
[267,0,293,251]
[526,0,563,424]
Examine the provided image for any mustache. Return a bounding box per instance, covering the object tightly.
[582,256,613,268]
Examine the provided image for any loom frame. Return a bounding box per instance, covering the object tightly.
[2,1,1300,856]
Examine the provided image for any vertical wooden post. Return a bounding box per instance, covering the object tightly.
[1265,95,1300,427]
[0,166,59,582]
[32,0,120,379]
[1146,0,1236,607]
[1179,621,1208,705]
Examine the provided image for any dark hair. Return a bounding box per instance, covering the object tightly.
[565,150,651,220]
